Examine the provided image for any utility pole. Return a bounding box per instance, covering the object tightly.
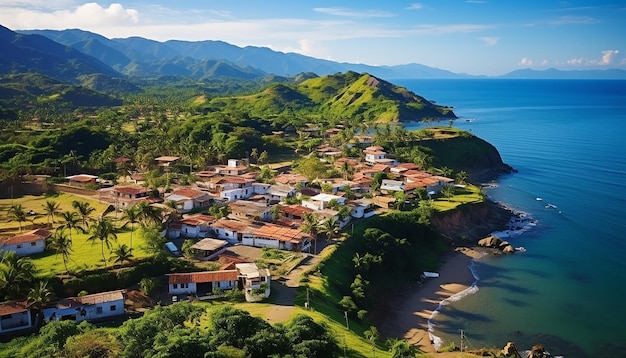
[305,287,310,310]
[460,329,465,354]
[344,311,349,330]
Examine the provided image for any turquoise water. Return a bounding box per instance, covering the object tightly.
[397,79,626,357]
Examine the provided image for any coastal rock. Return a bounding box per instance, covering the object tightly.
[501,342,521,358]
[478,235,502,248]
[431,201,513,242]
[502,245,515,254]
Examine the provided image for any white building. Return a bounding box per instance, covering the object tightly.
[43,290,125,323]
[0,229,50,257]
[243,223,311,252]
[164,188,212,212]
[167,270,239,296]
[236,263,271,302]
[301,193,346,211]
[0,301,33,335]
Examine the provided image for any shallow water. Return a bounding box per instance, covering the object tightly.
[397,79,626,357]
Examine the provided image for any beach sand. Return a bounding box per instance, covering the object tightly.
[379,247,483,355]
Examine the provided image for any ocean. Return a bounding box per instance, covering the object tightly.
[396,79,626,357]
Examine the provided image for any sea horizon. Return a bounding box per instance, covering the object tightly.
[398,78,626,357]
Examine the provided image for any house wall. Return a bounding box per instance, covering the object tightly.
[220,188,252,202]
[169,282,197,295]
[1,239,45,257]
[242,237,280,249]
[212,228,239,244]
[43,299,124,323]
[0,311,31,332]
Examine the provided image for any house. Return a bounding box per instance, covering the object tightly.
[155,156,180,170]
[190,238,228,260]
[228,200,272,222]
[179,214,216,238]
[273,173,308,187]
[167,270,239,296]
[43,290,125,323]
[214,159,249,176]
[0,229,51,256]
[164,188,212,212]
[0,301,33,335]
[243,223,311,252]
[266,185,296,204]
[66,174,98,187]
[301,193,346,211]
[348,199,377,219]
[380,179,406,193]
[209,218,251,244]
[236,263,271,302]
[110,185,150,208]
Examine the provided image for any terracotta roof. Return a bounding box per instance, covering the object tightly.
[280,205,313,217]
[253,223,310,243]
[68,175,97,182]
[364,145,384,151]
[395,162,420,170]
[112,157,131,163]
[113,186,147,195]
[170,188,208,200]
[0,301,29,316]
[76,290,125,305]
[211,219,249,231]
[274,173,308,185]
[168,270,238,285]
[1,229,51,246]
[180,214,216,226]
[155,156,180,162]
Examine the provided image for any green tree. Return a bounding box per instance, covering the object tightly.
[72,200,95,228]
[110,244,134,266]
[58,211,85,242]
[387,338,418,358]
[319,217,339,243]
[136,201,163,226]
[442,185,455,199]
[141,225,167,261]
[300,213,319,254]
[42,200,60,228]
[121,205,141,249]
[48,229,73,274]
[0,251,36,299]
[181,239,195,259]
[364,325,380,357]
[258,150,269,164]
[87,217,118,265]
[394,191,408,210]
[28,280,54,310]
[455,170,468,184]
[7,204,29,232]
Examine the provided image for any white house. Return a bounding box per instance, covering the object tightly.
[301,193,346,211]
[164,188,212,212]
[167,270,239,296]
[266,185,296,203]
[348,200,377,219]
[43,290,125,323]
[109,185,150,209]
[190,238,228,260]
[209,219,251,244]
[0,301,33,335]
[236,263,271,302]
[243,223,311,252]
[179,214,216,238]
[0,229,51,257]
[380,179,405,193]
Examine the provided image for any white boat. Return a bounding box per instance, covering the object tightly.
[422,272,440,279]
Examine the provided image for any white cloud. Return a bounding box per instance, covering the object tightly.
[0,2,138,29]
[313,7,394,18]
[600,49,619,65]
[480,36,499,46]
[405,3,424,10]
[561,50,621,67]
[518,57,549,67]
[549,15,596,25]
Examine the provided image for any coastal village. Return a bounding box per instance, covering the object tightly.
[0,129,461,339]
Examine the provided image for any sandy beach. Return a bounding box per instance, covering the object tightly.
[379,247,483,355]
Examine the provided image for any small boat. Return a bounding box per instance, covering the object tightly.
[422,272,440,279]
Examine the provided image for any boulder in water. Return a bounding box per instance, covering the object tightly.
[478,235,502,247]
[501,342,521,358]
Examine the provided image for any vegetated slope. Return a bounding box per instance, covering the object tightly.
[203,71,456,122]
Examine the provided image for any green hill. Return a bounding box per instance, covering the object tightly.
[203,72,456,123]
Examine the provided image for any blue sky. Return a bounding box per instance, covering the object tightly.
[1,1,625,75]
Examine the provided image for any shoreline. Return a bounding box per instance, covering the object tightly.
[379,247,483,355]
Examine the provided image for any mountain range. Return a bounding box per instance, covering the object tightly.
[2,24,626,90]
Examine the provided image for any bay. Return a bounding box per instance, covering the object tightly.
[396,79,626,357]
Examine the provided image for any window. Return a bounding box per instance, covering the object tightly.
[110,305,116,311]
[173,284,178,289]
[16,244,22,249]
[96,306,103,314]
[261,277,266,282]
[30,242,37,246]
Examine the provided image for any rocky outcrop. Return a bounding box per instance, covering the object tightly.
[501,342,521,358]
[477,234,516,254]
[431,201,513,242]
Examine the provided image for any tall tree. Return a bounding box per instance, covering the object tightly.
[48,229,73,274]
[319,217,339,243]
[58,211,84,241]
[72,200,95,228]
[135,201,162,227]
[87,217,118,265]
[0,251,36,299]
[300,213,319,254]
[28,280,54,310]
[109,244,134,267]
[42,200,60,228]
[121,205,141,249]
[7,204,28,232]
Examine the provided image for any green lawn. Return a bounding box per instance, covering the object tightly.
[432,184,484,212]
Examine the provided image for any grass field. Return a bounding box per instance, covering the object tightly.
[0,192,153,277]
[432,184,484,212]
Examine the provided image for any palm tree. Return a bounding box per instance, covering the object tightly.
[87,217,118,265]
[28,280,54,310]
[72,200,95,227]
[47,229,73,274]
[135,201,162,226]
[58,211,84,241]
[300,213,319,254]
[0,251,36,299]
[109,244,134,267]
[319,217,339,243]
[7,204,28,232]
[42,200,60,228]
[121,205,141,249]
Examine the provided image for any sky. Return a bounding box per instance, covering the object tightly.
[1,0,625,76]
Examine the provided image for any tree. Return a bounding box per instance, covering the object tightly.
[319,217,339,243]
[364,326,380,357]
[141,225,167,261]
[87,217,118,265]
[455,170,468,184]
[121,205,141,249]
[387,338,418,358]
[0,251,36,299]
[442,185,455,199]
[72,200,95,228]
[110,244,134,267]
[181,239,195,259]
[48,229,73,274]
[300,213,319,254]
[42,200,60,228]
[136,201,163,226]
[7,204,28,232]
[393,191,408,210]
[258,150,269,164]
[58,211,84,241]
[28,280,54,310]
